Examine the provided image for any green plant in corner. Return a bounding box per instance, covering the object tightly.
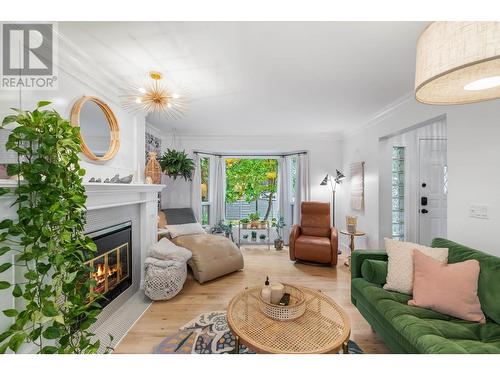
[158,148,195,181]
[0,102,111,354]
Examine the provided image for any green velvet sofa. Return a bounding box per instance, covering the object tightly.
[351,238,500,354]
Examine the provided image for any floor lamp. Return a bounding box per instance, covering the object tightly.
[320,169,346,228]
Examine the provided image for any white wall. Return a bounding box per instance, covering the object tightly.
[0,70,145,184]
[338,97,500,256]
[153,132,343,223]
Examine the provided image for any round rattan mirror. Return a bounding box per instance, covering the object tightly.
[70,96,120,161]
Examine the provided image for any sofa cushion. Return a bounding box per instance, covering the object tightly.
[295,235,332,263]
[352,278,500,353]
[384,238,448,294]
[432,238,500,325]
[361,259,388,285]
[409,250,485,323]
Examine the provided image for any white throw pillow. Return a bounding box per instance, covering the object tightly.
[166,223,206,239]
[148,238,192,262]
[383,238,448,295]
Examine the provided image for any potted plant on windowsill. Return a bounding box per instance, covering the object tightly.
[249,212,260,229]
[240,218,250,229]
[259,220,268,229]
[272,216,286,250]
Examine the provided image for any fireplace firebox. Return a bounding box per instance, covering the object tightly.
[86,222,132,308]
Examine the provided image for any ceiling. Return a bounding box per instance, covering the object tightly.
[59,22,428,136]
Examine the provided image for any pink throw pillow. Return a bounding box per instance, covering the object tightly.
[409,249,485,323]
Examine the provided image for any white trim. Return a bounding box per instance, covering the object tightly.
[341,91,414,139]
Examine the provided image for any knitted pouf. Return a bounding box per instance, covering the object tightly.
[144,262,187,301]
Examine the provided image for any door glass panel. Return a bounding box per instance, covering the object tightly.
[391,146,405,241]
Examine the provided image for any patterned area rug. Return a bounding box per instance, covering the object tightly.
[154,311,363,354]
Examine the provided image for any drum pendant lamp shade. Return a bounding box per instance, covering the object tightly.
[415,22,500,105]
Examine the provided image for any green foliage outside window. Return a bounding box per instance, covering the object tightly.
[225,158,278,221]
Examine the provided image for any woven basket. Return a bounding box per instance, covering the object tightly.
[258,283,306,321]
[144,262,187,301]
[145,151,162,184]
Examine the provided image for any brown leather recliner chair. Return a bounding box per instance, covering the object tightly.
[289,201,338,266]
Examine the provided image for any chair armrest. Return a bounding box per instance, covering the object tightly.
[330,227,338,266]
[289,225,301,261]
[351,250,387,280]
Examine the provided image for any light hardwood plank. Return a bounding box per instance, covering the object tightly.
[115,246,390,354]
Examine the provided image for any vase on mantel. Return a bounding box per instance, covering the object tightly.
[145,151,161,184]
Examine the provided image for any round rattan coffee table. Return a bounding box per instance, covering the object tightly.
[227,285,351,354]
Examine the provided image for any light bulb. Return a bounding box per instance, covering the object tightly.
[167,103,172,108]
[135,97,142,104]
[172,93,180,99]
[464,76,500,91]
[138,87,146,94]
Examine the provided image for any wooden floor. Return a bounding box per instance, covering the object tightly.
[115,246,390,354]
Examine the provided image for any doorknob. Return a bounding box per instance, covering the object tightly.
[421,209,428,214]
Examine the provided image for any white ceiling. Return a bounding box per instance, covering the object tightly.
[59,22,428,136]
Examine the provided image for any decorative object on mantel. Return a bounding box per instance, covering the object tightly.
[145,176,153,184]
[121,71,188,120]
[0,101,111,353]
[159,148,195,181]
[119,174,133,184]
[70,96,120,162]
[350,162,364,211]
[145,151,162,184]
[154,311,363,354]
[110,174,120,183]
[415,22,500,105]
[104,178,110,183]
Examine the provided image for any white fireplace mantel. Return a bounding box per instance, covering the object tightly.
[0,180,165,340]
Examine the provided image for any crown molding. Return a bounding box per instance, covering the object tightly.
[340,91,415,139]
[152,131,343,141]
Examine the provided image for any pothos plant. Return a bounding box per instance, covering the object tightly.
[158,148,195,181]
[0,102,111,354]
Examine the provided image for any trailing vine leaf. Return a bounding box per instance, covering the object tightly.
[0,103,111,354]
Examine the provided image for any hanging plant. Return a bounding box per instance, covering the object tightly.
[0,102,111,354]
[158,148,195,181]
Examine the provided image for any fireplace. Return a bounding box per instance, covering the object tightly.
[86,222,133,308]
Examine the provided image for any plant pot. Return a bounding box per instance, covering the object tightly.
[241,223,249,229]
[250,220,260,229]
[259,221,267,229]
[274,239,284,250]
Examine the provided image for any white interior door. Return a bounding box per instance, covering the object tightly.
[418,139,447,246]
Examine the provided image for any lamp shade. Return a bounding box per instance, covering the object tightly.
[320,174,329,185]
[415,22,500,105]
[335,169,346,183]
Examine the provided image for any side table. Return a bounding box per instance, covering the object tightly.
[340,230,365,268]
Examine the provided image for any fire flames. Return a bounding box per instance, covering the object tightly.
[91,263,119,293]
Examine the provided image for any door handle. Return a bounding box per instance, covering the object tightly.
[421,209,428,214]
[421,197,428,206]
